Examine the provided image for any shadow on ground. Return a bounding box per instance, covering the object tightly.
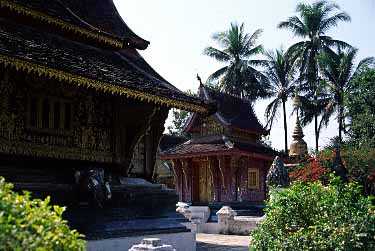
[197,242,249,251]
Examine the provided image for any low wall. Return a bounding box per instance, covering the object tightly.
[177,204,263,236]
[227,216,263,235]
[87,231,195,251]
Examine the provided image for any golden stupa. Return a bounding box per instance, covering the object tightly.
[289,96,308,158]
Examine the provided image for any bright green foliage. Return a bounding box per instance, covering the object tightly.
[0,177,86,251]
[167,109,190,136]
[250,178,375,251]
[347,68,375,144]
[203,22,269,100]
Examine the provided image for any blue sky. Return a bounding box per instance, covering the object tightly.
[114,0,375,151]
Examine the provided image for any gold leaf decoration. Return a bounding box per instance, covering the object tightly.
[0,55,207,113]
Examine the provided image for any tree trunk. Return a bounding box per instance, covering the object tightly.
[315,113,319,153]
[282,100,288,154]
[338,105,343,143]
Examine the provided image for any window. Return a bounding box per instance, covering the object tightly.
[29,97,38,127]
[42,99,50,128]
[64,103,72,130]
[53,101,61,129]
[248,168,259,189]
[28,97,73,131]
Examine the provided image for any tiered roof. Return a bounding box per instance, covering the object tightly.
[160,86,277,160]
[0,0,212,113]
[160,135,278,160]
[185,85,269,134]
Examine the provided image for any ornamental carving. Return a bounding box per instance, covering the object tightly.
[0,70,114,163]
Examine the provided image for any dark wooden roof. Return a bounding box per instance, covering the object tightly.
[62,0,150,49]
[1,0,148,49]
[159,135,189,152]
[160,135,278,160]
[0,17,213,112]
[185,85,268,135]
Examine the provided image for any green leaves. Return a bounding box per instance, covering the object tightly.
[204,22,269,100]
[347,68,375,144]
[250,178,375,251]
[0,177,86,251]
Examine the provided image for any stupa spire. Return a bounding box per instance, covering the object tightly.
[290,96,308,158]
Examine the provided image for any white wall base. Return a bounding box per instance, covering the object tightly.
[87,231,196,251]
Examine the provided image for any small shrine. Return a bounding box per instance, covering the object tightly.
[0,0,212,242]
[160,84,278,203]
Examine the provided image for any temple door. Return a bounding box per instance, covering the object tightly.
[198,160,212,203]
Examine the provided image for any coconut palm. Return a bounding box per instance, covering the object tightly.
[264,48,297,153]
[204,22,269,101]
[318,47,375,143]
[278,0,351,152]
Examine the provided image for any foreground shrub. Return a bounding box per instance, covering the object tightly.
[250,178,375,251]
[0,177,86,251]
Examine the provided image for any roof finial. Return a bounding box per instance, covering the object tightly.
[197,74,204,87]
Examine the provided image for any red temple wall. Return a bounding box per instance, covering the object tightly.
[173,156,271,203]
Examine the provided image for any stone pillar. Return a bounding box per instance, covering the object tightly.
[129,238,175,251]
[216,206,237,234]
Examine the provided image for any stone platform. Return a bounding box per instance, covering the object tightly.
[87,231,195,251]
[196,233,250,251]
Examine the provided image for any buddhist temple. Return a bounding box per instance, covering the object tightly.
[0,0,213,244]
[160,84,278,204]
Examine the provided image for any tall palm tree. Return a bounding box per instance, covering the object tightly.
[278,0,351,152]
[264,48,297,153]
[318,47,375,143]
[204,22,269,101]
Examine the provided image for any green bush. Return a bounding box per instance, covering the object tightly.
[0,177,86,251]
[250,177,375,251]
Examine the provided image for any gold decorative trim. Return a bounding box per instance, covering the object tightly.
[0,0,123,48]
[0,55,207,113]
[0,139,113,163]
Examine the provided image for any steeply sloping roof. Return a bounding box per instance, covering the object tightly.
[160,135,278,160]
[185,85,268,135]
[0,18,212,113]
[159,135,188,152]
[0,0,148,49]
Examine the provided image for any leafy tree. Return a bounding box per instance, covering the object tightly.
[264,48,297,153]
[167,109,190,136]
[279,0,351,152]
[347,68,375,144]
[250,177,375,251]
[204,22,269,100]
[0,177,86,251]
[318,47,375,142]
[167,89,196,136]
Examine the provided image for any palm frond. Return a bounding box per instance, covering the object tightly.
[207,66,228,82]
[320,12,351,32]
[203,47,231,62]
[265,98,281,129]
[278,16,307,37]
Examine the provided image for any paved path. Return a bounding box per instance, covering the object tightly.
[196,233,250,251]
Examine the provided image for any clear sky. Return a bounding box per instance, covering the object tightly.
[114,0,375,151]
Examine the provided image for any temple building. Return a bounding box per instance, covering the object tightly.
[0,0,213,244]
[160,84,278,204]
